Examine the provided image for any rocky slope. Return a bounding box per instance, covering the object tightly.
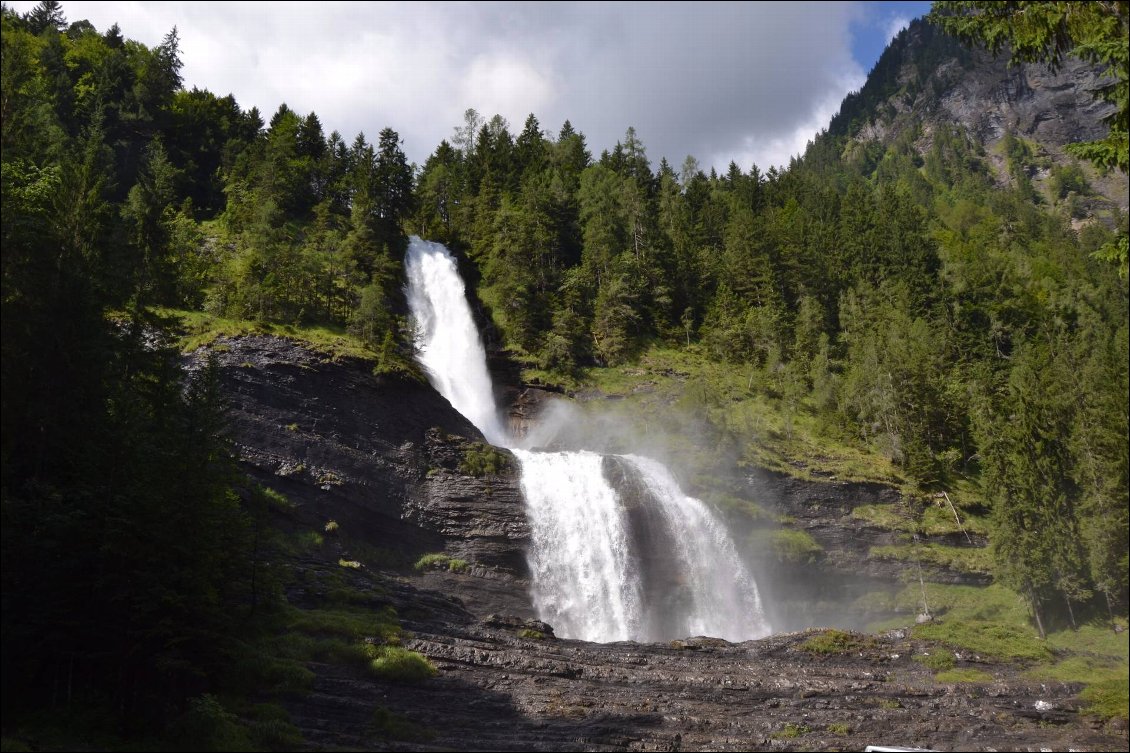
[197,336,1127,751]
[829,18,1128,213]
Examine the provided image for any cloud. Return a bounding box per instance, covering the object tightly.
[12,1,875,171]
[884,14,911,44]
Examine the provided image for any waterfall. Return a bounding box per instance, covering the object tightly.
[404,237,509,446]
[405,236,770,643]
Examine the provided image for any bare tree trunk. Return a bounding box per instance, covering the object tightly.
[1027,583,1046,639]
[942,491,972,544]
[915,541,930,618]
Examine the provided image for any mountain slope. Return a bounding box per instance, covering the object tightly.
[813,18,1127,215]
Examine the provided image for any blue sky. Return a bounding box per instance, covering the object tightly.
[9,1,937,171]
[852,1,933,76]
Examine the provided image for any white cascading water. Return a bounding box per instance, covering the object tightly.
[513,449,643,641]
[404,237,509,446]
[405,236,770,643]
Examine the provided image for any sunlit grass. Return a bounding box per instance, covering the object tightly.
[869,542,994,575]
[934,668,994,683]
[157,307,375,358]
[549,343,904,486]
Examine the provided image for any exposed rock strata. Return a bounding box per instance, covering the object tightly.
[198,336,1126,751]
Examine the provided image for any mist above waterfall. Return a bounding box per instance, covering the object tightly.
[405,236,770,643]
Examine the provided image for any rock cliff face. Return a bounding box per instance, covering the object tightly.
[199,336,1126,751]
[836,19,1127,212]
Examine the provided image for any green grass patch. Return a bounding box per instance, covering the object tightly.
[159,308,374,359]
[259,485,295,510]
[287,530,324,554]
[748,527,823,564]
[851,494,990,539]
[934,668,994,683]
[414,552,470,573]
[868,583,1052,665]
[286,604,400,643]
[367,646,437,683]
[919,502,989,537]
[852,503,919,532]
[1080,676,1129,721]
[370,706,435,742]
[915,651,956,670]
[707,492,780,523]
[772,722,809,739]
[826,722,852,735]
[1046,620,1129,662]
[869,542,994,575]
[800,629,877,655]
[1026,624,1129,722]
[913,619,1052,663]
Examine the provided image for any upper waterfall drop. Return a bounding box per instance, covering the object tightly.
[405,237,510,447]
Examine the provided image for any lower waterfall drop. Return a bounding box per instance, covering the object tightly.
[405,236,771,643]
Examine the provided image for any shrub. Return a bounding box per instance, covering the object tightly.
[368,647,437,682]
[774,722,809,739]
[172,694,253,752]
[459,443,511,477]
[245,704,303,749]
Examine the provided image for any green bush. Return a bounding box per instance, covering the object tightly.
[368,647,437,682]
[245,704,303,749]
[747,527,824,564]
[459,443,511,477]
